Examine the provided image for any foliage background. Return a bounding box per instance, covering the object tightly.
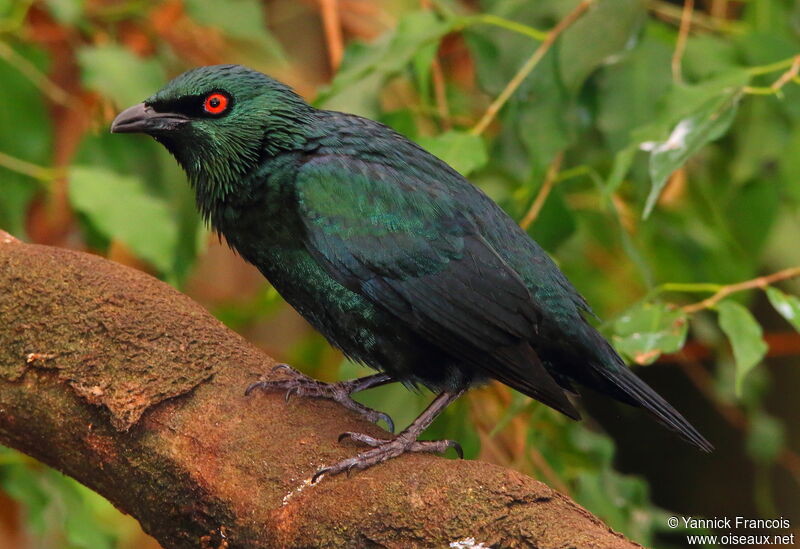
[1,0,799,547]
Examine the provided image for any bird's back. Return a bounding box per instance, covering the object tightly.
[294,110,711,451]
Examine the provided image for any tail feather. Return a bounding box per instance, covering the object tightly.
[597,364,714,452]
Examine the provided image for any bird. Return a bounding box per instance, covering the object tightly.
[111,64,712,479]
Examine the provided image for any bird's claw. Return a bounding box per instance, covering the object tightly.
[246,367,395,433]
[284,386,299,402]
[311,467,330,484]
[367,411,395,434]
[447,439,464,460]
[313,431,463,481]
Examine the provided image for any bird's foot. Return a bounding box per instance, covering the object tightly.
[246,364,395,432]
[312,432,463,482]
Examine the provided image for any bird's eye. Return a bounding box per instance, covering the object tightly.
[203,92,229,115]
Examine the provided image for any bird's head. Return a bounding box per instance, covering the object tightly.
[111,64,312,207]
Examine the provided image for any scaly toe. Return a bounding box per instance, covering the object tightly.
[337,431,388,447]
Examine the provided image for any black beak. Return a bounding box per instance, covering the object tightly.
[110,103,189,134]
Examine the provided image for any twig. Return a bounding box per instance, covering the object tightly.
[0,151,59,182]
[455,14,548,41]
[671,0,694,84]
[431,57,451,130]
[743,54,800,95]
[319,0,344,73]
[519,151,564,230]
[747,55,800,76]
[469,0,595,136]
[421,0,451,130]
[681,266,800,313]
[649,0,742,34]
[710,0,728,19]
[0,41,71,107]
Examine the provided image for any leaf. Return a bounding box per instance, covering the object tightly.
[642,89,741,218]
[602,144,637,197]
[766,287,800,332]
[69,166,179,273]
[716,300,768,395]
[43,0,84,24]
[612,302,688,365]
[558,0,647,94]
[183,0,285,63]
[0,43,52,237]
[316,10,452,112]
[725,179,779,257]
[1,462,117,549]
[745,412,785,464]
[77,44,165,107]
[417,131,488,176]
[597,31,673,152]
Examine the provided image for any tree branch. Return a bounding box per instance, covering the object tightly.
[0,231,639,548]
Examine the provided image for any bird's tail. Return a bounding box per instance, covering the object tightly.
[589,334,714,452]
[596,362,713,452]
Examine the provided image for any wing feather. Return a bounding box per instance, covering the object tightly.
[296,154,578,418]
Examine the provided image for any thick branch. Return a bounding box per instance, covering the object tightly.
[0,232,639,548]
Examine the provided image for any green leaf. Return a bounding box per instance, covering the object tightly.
[0,43,53,236]
[597,30,673,152]
[317,10,452,112]
[716,300,768,395]
[766,287,800,332]
[77,44,165,107]
[43,0,84,23]
[417,130,488,176]
[1,458,117,548]
[642,89,741,218]
[184,0,285,63]
[602,144,637,197]
[68,166,179,273]
[612,302,688,365]
[746,412,785,464]
[558,0,647,94]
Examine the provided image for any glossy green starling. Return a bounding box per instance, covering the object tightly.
[111,65,712,479]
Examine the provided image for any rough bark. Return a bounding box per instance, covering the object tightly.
[0,231,641,549]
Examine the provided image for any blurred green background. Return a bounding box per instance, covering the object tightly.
[1,0,799,547]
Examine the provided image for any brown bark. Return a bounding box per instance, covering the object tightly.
[0,231,641,549]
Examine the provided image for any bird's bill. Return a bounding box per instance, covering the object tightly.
[110,103,189,134]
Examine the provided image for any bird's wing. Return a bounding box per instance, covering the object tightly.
[295,154,578,418]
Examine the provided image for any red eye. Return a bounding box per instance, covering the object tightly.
[204,93,228,115]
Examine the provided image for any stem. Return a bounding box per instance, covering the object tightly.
[649,0,743,34]
[747,55,800,76]
[519,151,564,230]
[456,14,548,41]
[319,0,344,73]
[469,0,595,136]
[681,266,800,313]
[0,41,71,107]
[743,54,800,95]
[0,151,58,182]
[431,57,451,130]
[671,0,694,84]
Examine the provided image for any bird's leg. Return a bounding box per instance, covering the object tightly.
[246,364,396,432]
[313,389,465,482]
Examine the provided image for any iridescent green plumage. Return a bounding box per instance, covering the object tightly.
[112,65,712,475]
